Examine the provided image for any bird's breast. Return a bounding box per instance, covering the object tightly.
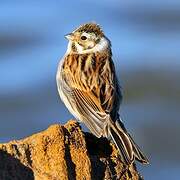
[62,53,111,91]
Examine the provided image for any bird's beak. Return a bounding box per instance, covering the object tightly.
[64,33,74,41]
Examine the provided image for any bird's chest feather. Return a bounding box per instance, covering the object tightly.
[62,53,113,92]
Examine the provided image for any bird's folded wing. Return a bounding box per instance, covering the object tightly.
[59,74,108,137]
[72,88,109,137]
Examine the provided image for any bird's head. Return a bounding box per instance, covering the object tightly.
[65,23,110,54]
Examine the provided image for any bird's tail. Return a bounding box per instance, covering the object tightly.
[107,118,149,165]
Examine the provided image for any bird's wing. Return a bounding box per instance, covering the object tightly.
[72,88,109,137]
[58,74,108,137]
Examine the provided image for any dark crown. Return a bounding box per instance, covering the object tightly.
[74,23,104,37]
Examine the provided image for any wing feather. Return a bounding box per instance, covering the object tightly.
[73,89,108,137]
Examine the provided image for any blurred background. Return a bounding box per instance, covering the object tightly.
[0,0,180,179]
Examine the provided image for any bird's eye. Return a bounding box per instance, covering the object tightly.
[81,36,87,40]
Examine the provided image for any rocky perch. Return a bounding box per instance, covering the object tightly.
[0,120,143,180]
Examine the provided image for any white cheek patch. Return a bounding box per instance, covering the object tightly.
[93,37,109,52]
[75,42,84,52]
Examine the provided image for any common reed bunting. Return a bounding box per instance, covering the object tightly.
[56,23,149,165]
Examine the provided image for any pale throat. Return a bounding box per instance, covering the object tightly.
[66,37,109,54]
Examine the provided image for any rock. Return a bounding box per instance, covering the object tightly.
[0,120,143,180]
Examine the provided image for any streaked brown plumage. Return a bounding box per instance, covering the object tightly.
[56,23,149,165]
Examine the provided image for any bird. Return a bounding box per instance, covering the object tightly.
[56,22,149,165]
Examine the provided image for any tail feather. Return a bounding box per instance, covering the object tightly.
[108,119,149,165]
[128,134,149,164]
